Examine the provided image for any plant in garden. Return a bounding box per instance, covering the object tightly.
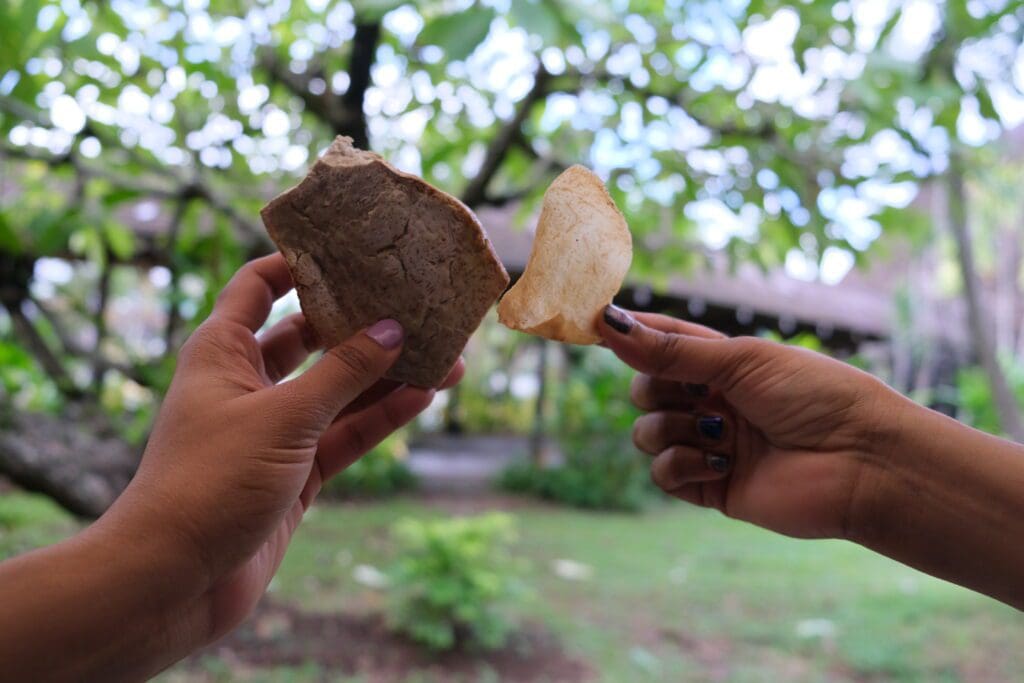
[321,431,416,499]
[385,513,526,651]
[446,314,539,435]
[500,346,653,511]
[956,360,1024,437]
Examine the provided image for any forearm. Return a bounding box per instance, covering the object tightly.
[0,516,208,681]
[854,396,1024,609]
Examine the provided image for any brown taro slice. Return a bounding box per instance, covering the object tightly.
[260,136,510,388]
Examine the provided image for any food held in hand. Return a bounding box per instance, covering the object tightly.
[497,165,632,344]
[261,136,510,387]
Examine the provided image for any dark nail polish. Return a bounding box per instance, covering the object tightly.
[697,415,724,440]
[685,383,709,397]
[603,305,634,334]
[705,453,730,473]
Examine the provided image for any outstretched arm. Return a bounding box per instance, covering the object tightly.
[0,254,463,681]
[600,305,1024,609]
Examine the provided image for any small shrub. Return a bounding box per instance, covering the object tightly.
[956,361,1024,436]
[500,346,653,511]
[385,513,525,651]
[321,432,416,499]
[498,448,652,512]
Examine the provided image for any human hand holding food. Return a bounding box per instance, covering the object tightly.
[0,254,463,681]
[599,306,896,540]
[600,306,1024,609]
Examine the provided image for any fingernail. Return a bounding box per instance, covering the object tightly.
[366,319,403,349]
[697,415,724,440]
[603,305,634,334]
[705,453,730,473]
[685,383,709,397]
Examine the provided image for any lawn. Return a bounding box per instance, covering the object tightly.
[2,490,1022,682]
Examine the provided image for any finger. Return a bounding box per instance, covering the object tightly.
[664,483,703,506]
[599,305,741,385]
[258,313,319,384]
[338,379,403,419]
[631,312,727,340]
[336,358,465,420]
[650,446,731,490]
[316,385,435,481]
[439,357,466,390]
[632,411,734,455]
[630,374,703,411]
[211,253,294,332]
[275,319,404,428]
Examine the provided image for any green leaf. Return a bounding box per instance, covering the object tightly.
[103,222,136,260]
[102,188,145,207]
[876,6,904,46]
[69,226,106,266]
[0,0,37,70]
[510,0,579,46]
[28,209,76,254]
[0,211,21,253]
[418,6,496,62]
[975,89,998,122]
[350,0,407,22]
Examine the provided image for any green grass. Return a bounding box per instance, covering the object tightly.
[0,491,77,561]
[261,497,1024,682]
[3,489,1023,681]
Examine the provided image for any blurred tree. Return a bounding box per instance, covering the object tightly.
[946,157,1024,440]
[2,0,1024,512]
[923,147,1024,439]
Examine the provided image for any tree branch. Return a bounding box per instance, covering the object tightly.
[0,407,138,518]
[90,253,112,392]
[259,21,380,149]
[461,66,552,208]
[342,22,381,149]
[0,142,180,198]
[27,293,153,388]
[259,52,340,128]
[563,68,777,141]
[2,301,84,400]
[163,199,190,353]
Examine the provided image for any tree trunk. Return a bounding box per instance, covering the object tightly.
[529,339,548,466]
[442,381,463,435]
[946,164,1024,441]
[0,406,139,517]
[994,223,1022,354]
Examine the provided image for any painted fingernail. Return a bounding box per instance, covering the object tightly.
[697,415,724,440]
[685,383,709,397]
[366,319,404,349]
[603,305,635,334]
[705,453,730,473]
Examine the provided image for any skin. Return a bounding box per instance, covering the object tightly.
[600,305,1024,610]
[1,257,1023,680]
[0,254,464,681]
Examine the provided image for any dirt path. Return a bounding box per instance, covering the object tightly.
[186,599,592,683]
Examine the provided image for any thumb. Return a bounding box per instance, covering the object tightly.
[276,319,404,428]
[598,305,737,385]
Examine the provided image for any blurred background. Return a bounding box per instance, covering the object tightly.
[2,0,1024,680]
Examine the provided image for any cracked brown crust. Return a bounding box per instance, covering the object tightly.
[261,136,510,387]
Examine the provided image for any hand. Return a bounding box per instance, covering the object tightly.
[102,254,463,646]
[599,306,900,540]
